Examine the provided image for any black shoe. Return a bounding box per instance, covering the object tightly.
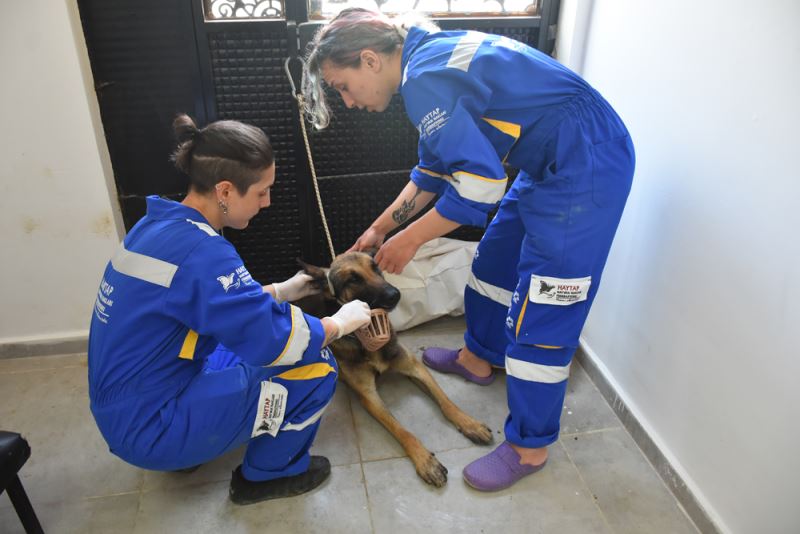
[229,456,331,505]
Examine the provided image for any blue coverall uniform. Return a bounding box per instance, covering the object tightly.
[88,196,336,481]
[401,27,635,448]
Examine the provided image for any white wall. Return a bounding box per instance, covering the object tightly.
[558,1,800,533]
[0,1,122,343]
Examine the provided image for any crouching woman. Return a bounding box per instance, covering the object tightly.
[88,114,370,504]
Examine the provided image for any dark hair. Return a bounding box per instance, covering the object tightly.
[171,114,274,195]
[302,8,439,129]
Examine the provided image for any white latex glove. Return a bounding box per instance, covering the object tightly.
[271,271,320,303]
[328,300,371,339]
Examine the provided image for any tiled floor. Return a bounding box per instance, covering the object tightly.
[0,316,699,534]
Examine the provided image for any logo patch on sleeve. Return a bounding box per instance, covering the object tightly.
[529,275,591,306]
[251,380,288,438]
[217,272,239,292]
[417,107,449,140]
[216,265,255,293]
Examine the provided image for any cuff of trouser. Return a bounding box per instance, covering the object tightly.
[242,449,311,482]
[504,414,560,449]
[464,331,505,367]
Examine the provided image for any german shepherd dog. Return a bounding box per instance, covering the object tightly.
[298,251,493,487]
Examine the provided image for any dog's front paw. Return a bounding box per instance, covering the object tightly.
[414,451,448,487]
[459,419,494,445]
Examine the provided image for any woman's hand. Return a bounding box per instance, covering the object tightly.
[328,300,372,339]
[270,271,319,303]
[375,229,422,274]
[347,226,386,253]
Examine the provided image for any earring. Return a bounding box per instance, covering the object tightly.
[218,200,228,215]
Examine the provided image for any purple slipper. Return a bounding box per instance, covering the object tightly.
[422,347,495,385]
[462,442,547,491]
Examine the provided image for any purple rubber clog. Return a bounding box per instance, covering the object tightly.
[462,442,547,492]
[422,347,495,385]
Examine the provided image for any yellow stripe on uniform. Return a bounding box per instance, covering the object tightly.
[269,305,311,367]
[482,118,521,163]
[178,329,199,360]
[515,297,528,338]
[515,294,563,348]
[276,362,336,381]
[482,118,521,139]
[415,166,449,179]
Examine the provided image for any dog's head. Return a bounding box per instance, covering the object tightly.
[299,251,401,311]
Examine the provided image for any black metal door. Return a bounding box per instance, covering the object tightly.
[77,0,560,282]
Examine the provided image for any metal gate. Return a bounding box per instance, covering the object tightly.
[77,0,560,281]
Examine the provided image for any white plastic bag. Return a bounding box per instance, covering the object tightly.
[384,238,477,331]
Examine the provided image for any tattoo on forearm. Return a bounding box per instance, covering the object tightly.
[392,188,421,225]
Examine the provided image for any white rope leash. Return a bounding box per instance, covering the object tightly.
[284,56,336,261]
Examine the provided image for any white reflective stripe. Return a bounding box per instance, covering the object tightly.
[451,171,507,204]
[186,219,218,236]
[282,400,330,432]
[467,272,512,307]
[269,305,311,367]
[111,245,178,288]
[505,356,571,384]
[447,32,485,72]
[415,165,506,204]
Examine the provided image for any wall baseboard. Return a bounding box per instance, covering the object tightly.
[575,343,722,534]
[0,336,88,360]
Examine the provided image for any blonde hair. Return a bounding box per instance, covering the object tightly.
[302,9,439,130]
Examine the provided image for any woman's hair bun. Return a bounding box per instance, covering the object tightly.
[171,114,200,174]
[173,113,200,145]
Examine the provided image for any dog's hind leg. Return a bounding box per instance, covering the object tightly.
[392,350,494,445]
[340,367,448,487]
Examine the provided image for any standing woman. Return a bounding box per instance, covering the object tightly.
[88,115,371,504]
[303,9,634,491]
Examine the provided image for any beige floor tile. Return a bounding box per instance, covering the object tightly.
[362,445,611,534]
[0,491,139,534]
[560,362,623,435]
[0,316,699,533]
[134,464,371,534]
[0,365,143,505]
[563,427,698,534]
[0,352,86,374]
[309,384,362,466]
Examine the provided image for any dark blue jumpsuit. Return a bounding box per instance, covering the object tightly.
[89,196,336,481]
[401,28,635,448]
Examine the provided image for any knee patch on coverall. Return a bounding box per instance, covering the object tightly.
[240,347,339,481]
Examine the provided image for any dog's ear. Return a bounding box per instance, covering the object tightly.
[362,247,379,258]
[297,258,331,295]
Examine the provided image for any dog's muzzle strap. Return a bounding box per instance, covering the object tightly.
[325,271,337,300]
